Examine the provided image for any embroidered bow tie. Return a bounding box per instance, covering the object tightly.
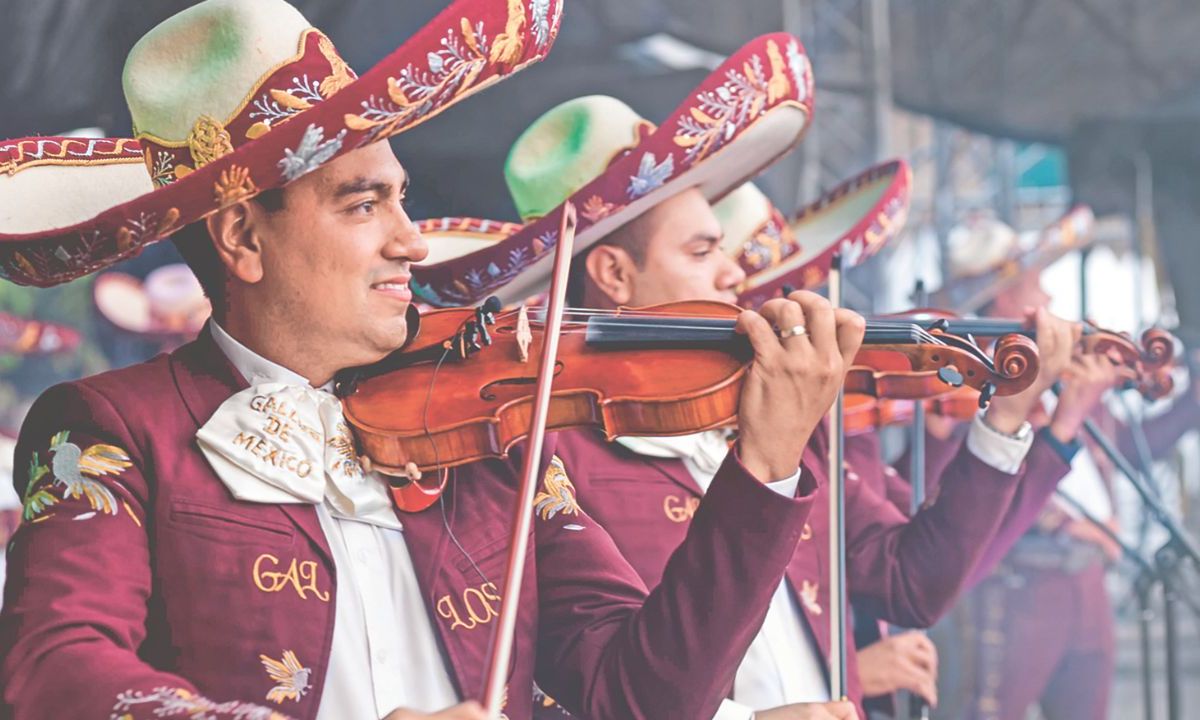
[196,383,401,529]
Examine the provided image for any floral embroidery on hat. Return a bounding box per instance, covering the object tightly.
[674,46,789,163]
[278,124,347,182]
[23,431,134,522]
[260,649,313,704]
[627,152,673,199]
[111,686,286,719]
[533,455,580,520]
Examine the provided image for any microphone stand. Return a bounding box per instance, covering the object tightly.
[1057,385,1200,720]
[906,280,932,720]
[1052,490,1160,720]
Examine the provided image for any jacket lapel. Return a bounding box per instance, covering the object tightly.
[643,455,704,497]
[169,327,334,566]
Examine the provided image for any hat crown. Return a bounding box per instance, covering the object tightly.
[713,182,800,275]
[124,0,314,143]
[505,95,649,221]
[948,217,1020,278]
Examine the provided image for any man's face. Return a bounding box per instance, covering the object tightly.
[614,188,746,306]
[245,140,427,369]
[989,270,1051,318]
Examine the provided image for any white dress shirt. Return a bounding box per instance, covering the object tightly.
[617,414,1032,719]
[210,322,459,718]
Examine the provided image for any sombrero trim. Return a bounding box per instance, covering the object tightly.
[737,158,912,308]
[931,205,1096,312]
[416,216,525,239]
[411,32,815,307]
[0,0,564,287]
[0,312,81,355]
[0,138,144,176]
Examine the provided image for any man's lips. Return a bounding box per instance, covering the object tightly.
[371,277,412,300]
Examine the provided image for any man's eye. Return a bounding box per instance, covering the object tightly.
[352,201,376,214]
[693,248,713,258]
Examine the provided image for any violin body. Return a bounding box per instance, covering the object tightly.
[340,300,1041,476]
[343,301,750,475]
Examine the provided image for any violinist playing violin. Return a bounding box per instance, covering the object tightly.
[920,212,1200,720]
[0,4,864,720]
[480,94,1092,720]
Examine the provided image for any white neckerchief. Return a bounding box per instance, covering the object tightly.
[615,430,730,486]
[200,323,401,529]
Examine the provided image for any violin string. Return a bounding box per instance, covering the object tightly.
[423,343,492,586]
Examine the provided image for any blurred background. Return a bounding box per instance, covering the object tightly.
[1,0,1198,717]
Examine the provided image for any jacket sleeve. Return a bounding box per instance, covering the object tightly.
[533,446,817,720]
[845,437,1026,629]
[962,432,1072,587]
[0,382,292,720]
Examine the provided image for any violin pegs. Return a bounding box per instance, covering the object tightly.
[978,382,997,408]
[937,365,964,388]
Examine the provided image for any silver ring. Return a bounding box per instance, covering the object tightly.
[780,324,807,339]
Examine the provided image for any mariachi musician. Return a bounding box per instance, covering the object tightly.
[407,92,1098,720]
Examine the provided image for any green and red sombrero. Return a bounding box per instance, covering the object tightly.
[411,32,816,307]
[0,0,563,287]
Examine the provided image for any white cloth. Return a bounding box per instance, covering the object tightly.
[197,382,401,529]
[966,411,1036,475]
[208,322,458,718]
[615,433,822,719]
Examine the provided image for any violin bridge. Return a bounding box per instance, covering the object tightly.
[516,304,533,363]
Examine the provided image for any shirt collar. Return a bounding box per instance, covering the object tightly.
[208,320,331,391]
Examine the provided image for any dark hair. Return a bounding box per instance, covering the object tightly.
[565,218,650,307]
[172,188,286,320]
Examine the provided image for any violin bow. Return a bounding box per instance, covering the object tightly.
[907,281,932,720]
[481,202,578,716]
[827,254,849,701]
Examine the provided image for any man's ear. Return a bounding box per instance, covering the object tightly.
[584,244,637,306]
[206,201,266,284]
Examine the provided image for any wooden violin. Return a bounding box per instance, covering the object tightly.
[889,310,1177,400]
[844,388,986,436]
[334,300,1039,511]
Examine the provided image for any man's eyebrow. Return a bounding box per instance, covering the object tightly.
[332,177,393,199]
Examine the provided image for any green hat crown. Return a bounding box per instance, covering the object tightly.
[504,95,650,221]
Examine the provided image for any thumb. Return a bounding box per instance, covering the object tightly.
[828,700,861,719]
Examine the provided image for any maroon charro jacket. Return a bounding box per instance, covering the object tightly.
[550,423,1052,715]
[0,330,819,720]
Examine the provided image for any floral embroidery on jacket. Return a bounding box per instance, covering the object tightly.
[533,455,580,520]
[111,686,286,719]
[23,431,133,522]
[260,650,312,704]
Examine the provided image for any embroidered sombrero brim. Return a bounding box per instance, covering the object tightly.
[931,205,1096,313]
[0,0,563,288]
[736,159,911,309]
[0,311,81,355]
[411,32,815,308]
[94,265,210,338]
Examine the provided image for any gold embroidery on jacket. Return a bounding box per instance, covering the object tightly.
[253,553,330,603]
[436,581,502,631]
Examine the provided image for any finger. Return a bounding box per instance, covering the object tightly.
[826,700,860,719]
[834,308,867,367]
[736,309,784,362]
[774,296,812,351]
[917,674,939,708]
[787,290,835,353]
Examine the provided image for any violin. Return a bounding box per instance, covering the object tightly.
[334,299,1039,510]
[844,388,983,436]
[890,310,1177,399]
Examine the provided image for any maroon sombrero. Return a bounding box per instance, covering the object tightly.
[411,33,816,307]
[0,312,81,355]
[720,159,912,308]
[0,0,563,287]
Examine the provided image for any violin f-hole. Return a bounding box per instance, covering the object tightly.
[480,361,565,401]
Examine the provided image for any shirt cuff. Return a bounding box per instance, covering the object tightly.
[764,467,803,498]
[1037,426,1082,465]
[713,698,756,720]
[966,412,1035,474]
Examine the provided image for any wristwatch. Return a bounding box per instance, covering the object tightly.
[978,409,1033,441]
